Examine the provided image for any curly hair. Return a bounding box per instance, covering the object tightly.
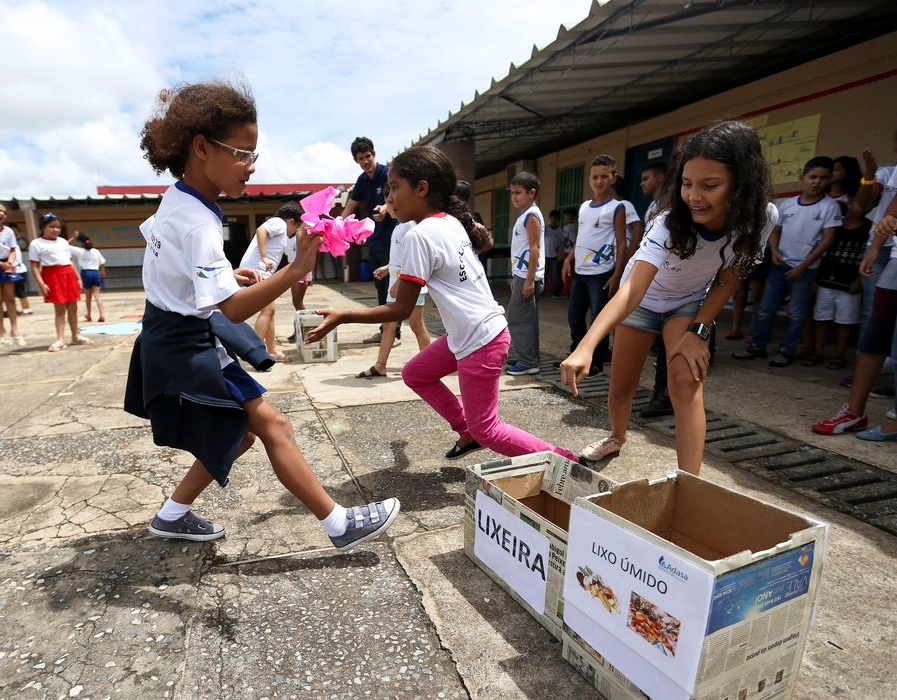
[139,81,257,179]
[658,120,772,276]
[391,146,488,252]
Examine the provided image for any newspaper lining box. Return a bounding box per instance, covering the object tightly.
[463,451,614,640]
[562,471,827,700]
[295,310,338,363]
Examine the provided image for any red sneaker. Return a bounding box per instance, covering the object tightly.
[812,404,868,435]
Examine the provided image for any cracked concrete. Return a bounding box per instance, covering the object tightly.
[0,286,895,699]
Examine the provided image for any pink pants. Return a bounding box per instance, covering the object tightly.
[401,328,579,461]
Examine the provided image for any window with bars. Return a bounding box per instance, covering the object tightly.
[556,163,585,211]
[492,188,511,248]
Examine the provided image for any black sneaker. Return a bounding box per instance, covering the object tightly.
[870,384,895,399]
[329,499,401,551]
[286,333,297,344]
[641,395,673,419]
[732,345,767,360]
[769,352,793,367]
[148,511,225,542]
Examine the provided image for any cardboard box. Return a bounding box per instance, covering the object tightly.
[562,471,827,700]
[295,310,338,362]
[464,451,614,640]
[562,628,648,700]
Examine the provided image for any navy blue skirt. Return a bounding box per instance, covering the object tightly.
[222,361,266,403]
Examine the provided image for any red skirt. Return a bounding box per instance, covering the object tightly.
[42,265,81,304]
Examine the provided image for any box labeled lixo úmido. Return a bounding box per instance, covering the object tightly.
[562,471,827,700]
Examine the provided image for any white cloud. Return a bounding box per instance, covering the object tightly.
[0,0,592,196]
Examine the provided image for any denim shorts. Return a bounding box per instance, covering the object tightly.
[80,269,103,288]
[621,299,702,334]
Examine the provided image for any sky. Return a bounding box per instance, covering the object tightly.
[0,0,595,196]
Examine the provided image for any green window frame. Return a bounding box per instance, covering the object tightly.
[492,188,511,248]
[556,163,584,211]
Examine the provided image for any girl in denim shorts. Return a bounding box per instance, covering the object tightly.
[561,121,778,474]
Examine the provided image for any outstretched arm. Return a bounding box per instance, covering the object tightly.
[303,278,421,343]
[560,260,657,396]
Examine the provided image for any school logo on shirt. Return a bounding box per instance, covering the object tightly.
[514,250,532,270]
[194,262,229,279]
[580,243,615,265]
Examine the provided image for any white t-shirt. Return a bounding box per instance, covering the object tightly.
[28,237,74,267]
[399,213,506,359]
[0,226,16,260]
[544,224,564,258]
[389,221,427,294]
[510,204,545,281]
[575,198,624,275]
[645,199,661,222]
[870,165,897,249]
[12,242,27,274]
[618,199,642,245]
[775,196,842,269]
[70,246,106,270]
[623,203,778,313]
[240,216,288,276]
[140,182,239,320]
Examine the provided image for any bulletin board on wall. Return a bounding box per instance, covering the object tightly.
[674,69,897,196]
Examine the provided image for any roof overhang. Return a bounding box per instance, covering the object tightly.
[413,0,897,177]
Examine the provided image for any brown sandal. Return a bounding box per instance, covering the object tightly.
[356,365,387,379]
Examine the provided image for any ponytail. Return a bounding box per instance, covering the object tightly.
[446,195,491,254]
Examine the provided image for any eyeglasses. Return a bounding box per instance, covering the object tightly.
[209,138,259,166]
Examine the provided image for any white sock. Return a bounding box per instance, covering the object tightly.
[320,503,348,537]
[156,498,191,522]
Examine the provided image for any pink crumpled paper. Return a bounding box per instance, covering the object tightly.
[299,186,375,256]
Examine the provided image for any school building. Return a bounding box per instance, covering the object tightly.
[414,0,897,279]
[2,184,351,289]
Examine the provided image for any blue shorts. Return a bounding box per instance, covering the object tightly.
[222,361,266,404]
[80,269,103,288]
[621,299,703,334]
[0,269,23,283]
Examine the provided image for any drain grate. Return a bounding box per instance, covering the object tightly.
[411,296,897,537]
[533,359,897,537]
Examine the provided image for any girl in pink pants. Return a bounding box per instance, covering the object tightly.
[307,146,579,463]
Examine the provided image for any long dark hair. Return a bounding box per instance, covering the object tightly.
[391,146,490,252]
[659,120,772,275]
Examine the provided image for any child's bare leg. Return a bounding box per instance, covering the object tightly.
[66,302,79,340]
[834,323,853,362]
[94,287,104,318]
[291,280,308,311]
[254,302,276,354]
[54,303,66,343]
[171,433,256,505]
[85,288,93,318]
[244,397,334,519]
[1,283,18,336]
[727,280,746,337]
[814,320,831,357]
[664,317,706,475]
[409,307,431,349]
[374,321,398,374]
[606,326,655,444]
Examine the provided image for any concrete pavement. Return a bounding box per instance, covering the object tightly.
[0,283,895,699]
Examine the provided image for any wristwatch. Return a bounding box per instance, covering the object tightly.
[687,322,713,341]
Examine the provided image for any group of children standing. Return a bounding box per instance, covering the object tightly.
[0,204,107,352]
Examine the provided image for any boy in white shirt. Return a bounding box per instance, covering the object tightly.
[735,156,841,366]
[561,155,627,375]
[544,209,564,297]
[240,202,301,361]
[505,171,545,375]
